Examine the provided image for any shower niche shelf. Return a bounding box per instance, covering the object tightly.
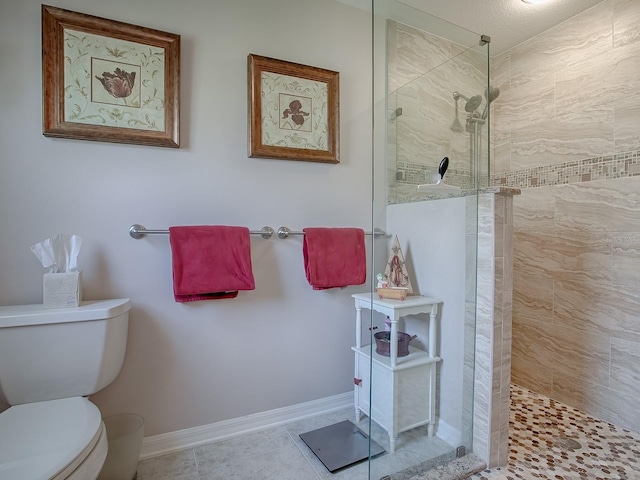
[351,293,441,453]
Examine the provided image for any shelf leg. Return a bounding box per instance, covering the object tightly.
[389,434,396,453]
[355,305,362,349]
[429,363,436,437]
[390,318,398,368]
[429,306,437,358]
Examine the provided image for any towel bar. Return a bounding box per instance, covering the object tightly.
[276,227,386,239]
[129,225,386,240]
[129,224,275,240]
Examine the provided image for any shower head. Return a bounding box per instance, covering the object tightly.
[481,86,500,119]
[464,95,483,113]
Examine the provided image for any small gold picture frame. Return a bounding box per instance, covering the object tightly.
[248,54,339,163]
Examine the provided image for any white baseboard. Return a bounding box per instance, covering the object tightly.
[139,391,353,460]
[435,418,462,448]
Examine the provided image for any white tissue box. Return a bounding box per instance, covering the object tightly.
[43,272,82,308]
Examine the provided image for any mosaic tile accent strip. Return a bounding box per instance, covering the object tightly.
[468,384,640,480]
[491,150,640,189]
[396,161,475,190]
[396,162,492,188]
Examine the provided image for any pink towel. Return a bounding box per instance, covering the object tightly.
[303,228,366,290]
[169,226,255,302]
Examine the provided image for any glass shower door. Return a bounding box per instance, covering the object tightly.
[366,1,490,478]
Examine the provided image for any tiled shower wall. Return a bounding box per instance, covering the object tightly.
[491,0,640,433]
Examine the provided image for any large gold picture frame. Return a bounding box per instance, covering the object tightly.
[42,5,180,148]
[248,54,339,163]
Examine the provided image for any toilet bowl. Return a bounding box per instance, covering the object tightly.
[0,299,131,479]
[0,397,108,479]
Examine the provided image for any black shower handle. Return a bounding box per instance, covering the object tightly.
[438,157,449,178]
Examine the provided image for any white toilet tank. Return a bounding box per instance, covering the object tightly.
[0,299,131,406]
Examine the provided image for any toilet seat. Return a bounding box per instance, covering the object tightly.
[0,396,106,480]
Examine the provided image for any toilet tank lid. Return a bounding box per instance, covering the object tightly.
[0,298,131,328]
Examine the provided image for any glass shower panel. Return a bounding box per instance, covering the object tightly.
[367,1,489,478]
[389,35,490,203]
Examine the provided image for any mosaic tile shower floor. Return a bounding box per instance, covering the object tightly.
[469,384,640,480]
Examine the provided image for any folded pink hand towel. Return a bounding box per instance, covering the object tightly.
[303,228,366,290]
[169,226,255,302]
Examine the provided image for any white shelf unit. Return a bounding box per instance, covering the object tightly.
[351,293,442,452]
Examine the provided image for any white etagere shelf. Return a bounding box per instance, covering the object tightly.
[351,293,442,452]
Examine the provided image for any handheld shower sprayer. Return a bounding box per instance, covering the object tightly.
[481,86,500,120]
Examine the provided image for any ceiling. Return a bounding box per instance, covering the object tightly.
[395,0,608,54]
[337,0,608,55]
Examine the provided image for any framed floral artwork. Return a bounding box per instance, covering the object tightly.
[248,54,339,163]
[42,5,180,148]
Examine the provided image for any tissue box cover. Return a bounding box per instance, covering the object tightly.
[43,272,82,308]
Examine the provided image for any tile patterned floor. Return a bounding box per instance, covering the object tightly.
[136,406,455,480]
[136,384,640,480]
[469,384,640,480]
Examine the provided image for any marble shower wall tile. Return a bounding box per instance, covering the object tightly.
[394,22,458,92]
[510,118,614,171]
[615,92,640,153]
[511,1,612,88]
[396,66,452,121]
[492,142,510,175]
[529,230,610,282]
[511,175,640,433]
[556,47,640,118]
[514,320,611,386]
[512,187,555,229]
[511,352,552,397]
[513,268,553,324]
[554,278,640,344]
[613,0,640,48]
[610,337,640,399]
[611,232,640,286]
[498,71,555,134]
[554,177,640,232]
[490,52,511,151]
[573,378,640,434]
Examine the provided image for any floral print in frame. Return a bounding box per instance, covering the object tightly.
[42,5,180,148]
[248,54,339,163]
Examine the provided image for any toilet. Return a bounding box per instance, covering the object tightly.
[0,298,132,480]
